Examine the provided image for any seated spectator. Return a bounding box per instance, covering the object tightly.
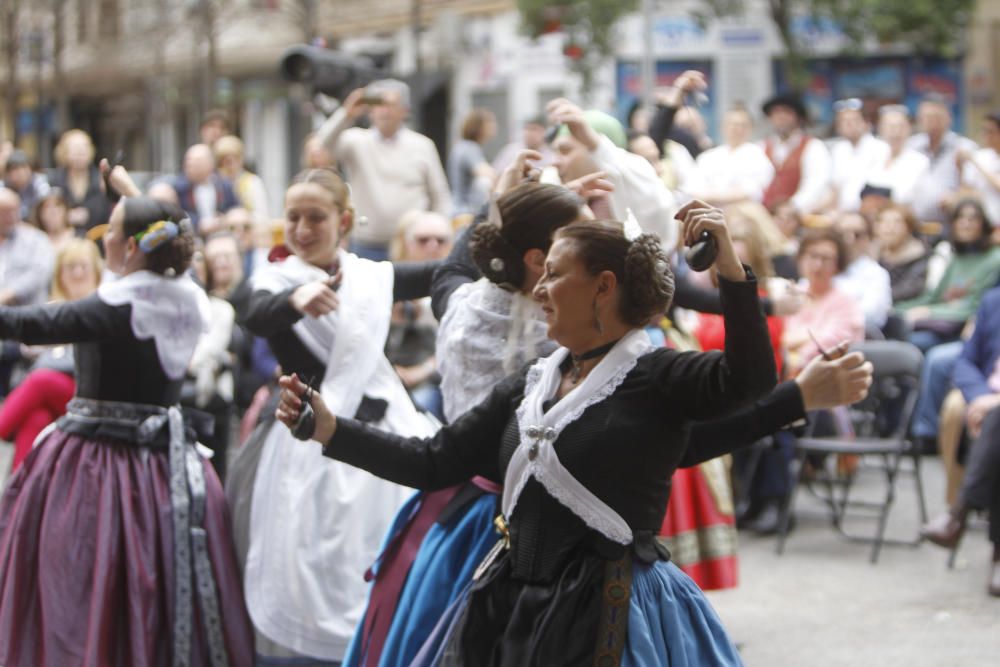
[921,285,1000,597]
[223,207,267,279]
[829,98,889,212]
[783,228,865,376]
[894,199,1000,353]
[0,188,55,308]
[908,97,978,224]
[875,205,931,303]
[387,210,453,420]
[957,112,1000,229]
[172,143,239,234]
[1,149,49,221]
[864,105,929,209]
[184,236,240,479]
[48,129,111,232]
[0,238,102,470]
[833,212,893,332]
[689,105,775,206]
[30,189,75,253]
[147,179,180,206]
[214,135,270,221]
[770,200,803,279]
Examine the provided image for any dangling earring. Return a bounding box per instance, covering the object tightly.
[593,298,603,334]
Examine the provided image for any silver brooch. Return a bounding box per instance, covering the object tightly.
[490,257,505,273]
[655,259,668,274]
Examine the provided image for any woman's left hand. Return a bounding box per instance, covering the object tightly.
[675,200,745,281]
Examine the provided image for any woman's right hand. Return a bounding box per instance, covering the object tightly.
[494,149,542,194]
[289,274,340,317]
[276,373,337,443]
[675,200,744,282]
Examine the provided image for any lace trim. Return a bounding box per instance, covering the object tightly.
[508,345,651,545]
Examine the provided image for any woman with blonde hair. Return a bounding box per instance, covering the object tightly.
[227,168,439,665]
[48,129,111,232]
[0,239,103,469]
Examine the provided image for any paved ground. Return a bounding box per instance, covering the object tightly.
[2,442,997,664]
[706,456,1000,667]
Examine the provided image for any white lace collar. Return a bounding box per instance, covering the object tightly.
[98,271,211,380]
[502,328,654,544]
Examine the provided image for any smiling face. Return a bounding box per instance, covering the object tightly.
[531,237,620,349]
[283,182,348,268]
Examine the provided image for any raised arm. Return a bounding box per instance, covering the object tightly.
[276,371,524,489]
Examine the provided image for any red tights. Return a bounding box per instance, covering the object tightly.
[0,370,76,470]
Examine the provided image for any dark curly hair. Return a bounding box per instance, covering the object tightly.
[554,220,675,327]
[122,196,195,276]
[470,182,583,291]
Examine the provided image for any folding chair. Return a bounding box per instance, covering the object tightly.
[775,340,928,563]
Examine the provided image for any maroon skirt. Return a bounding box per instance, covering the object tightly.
[0,409,254,666]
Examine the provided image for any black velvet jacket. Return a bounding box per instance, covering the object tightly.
[326,274,777,583]
[0,294,180,405]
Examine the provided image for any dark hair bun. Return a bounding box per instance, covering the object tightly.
[122,197,195,277]
[623,233,675,326]
[470,222,525,290]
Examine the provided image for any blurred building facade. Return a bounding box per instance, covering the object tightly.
[1,0,998,215]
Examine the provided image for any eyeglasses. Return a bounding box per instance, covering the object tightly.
[803,251,838,265]
[413,235,450,246]
[834,98,863,113]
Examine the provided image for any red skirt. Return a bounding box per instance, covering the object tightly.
[0,427,254,666]
[658,460,739,591]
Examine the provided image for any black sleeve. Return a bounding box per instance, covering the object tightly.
[648,104,678,153]
[652,271,777,421]
[323,370,524,489]
[392,261,439,302]
[430,208,488,320]
[680,380,805,467]
[673,272,773,316]
[241,288,303,337]
[0,294,131,345]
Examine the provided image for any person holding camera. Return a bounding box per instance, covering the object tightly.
[316,79,452,261]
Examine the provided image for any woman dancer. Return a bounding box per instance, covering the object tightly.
[0,197,253,665]
[227,168,438,665]
[281,209,776,665]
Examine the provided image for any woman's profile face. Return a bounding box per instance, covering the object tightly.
[284,182,343,268]
[532,237,602,345]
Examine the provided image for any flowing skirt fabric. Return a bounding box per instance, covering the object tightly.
[0,428,254,666]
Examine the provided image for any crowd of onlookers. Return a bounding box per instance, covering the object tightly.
[1,71,1000,593]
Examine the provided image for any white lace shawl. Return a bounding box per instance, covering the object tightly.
[502,328,654,545]
[436,278,556,422]
[97,270,211,381]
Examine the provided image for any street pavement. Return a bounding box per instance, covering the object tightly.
[1,443,997,664]
[707,456,1000,667]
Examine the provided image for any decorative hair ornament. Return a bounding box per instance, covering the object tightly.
[655,259,669,274]
[486,195,507,277]
[490,257,505,273]
[623,208,643,242]
[134,220,179,254]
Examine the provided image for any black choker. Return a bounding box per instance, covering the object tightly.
[569,338,620,384]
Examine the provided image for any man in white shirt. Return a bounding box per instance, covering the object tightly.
[832,211,893,331]
[317,79,452,260]
[958,113,1000,227]
[865,105,929,208]
[907,97,978,223]
[828,98,889,212]
[760,94,832,214]
[546,98,678,250]
[689,105,774,205]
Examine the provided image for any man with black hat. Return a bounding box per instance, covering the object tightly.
[1,150,49,221]
[760,93,831,213]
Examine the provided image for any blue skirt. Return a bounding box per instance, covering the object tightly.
[420,556,742,667]
[622,561,743,666]
[342,492,498,667]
